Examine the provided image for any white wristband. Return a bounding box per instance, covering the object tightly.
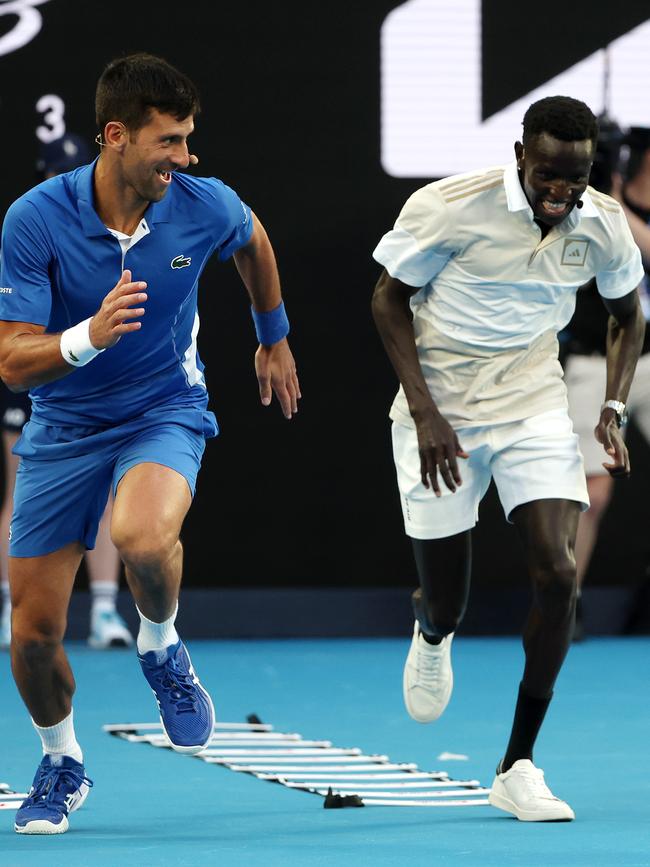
[60,317,104,367]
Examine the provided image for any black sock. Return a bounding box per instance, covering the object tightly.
[500,682,552,772]
[420,630,443,646]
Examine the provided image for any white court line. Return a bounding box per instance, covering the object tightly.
[203,734,303,742]
[206,755,395,764]
[284,778,478,790]
[117,730,298,744]
[201,748,363,757]
[121,734,300,743]
[258,772,461,781]
[124,734,314,747]
[201,741,322,748]
[102,722,274,732]
[118,734,171,747]
[117,734,169,743]
[208,753,390,773]
[104,721,488,809]
[205,731,302,741]
[199,741,332,752]
[310,788,491,798]
[0,795,28,810]
[208,736,306,742]
[311,773,450,785]
[225,763,415,773]
[360,798,491,807]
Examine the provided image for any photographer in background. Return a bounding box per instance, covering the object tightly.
[563,123,650,640]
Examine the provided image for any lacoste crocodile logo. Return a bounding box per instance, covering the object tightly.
[67,349,79,363]
[171,254,191,269]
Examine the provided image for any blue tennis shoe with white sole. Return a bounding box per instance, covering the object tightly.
[138,639,215,754]
[14,755,92,835]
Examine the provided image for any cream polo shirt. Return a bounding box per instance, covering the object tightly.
[373,161,644,429]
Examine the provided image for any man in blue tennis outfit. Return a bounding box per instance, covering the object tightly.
[0,53,300,835]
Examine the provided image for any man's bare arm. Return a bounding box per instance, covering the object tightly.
[233,213,282,312]
[232,213,300,419]
[603,288,645,406]
[0,321,68,392]
[371,269,468,495]
[595,287,646,475]
[0,270,147,391]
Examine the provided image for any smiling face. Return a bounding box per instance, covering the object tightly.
[117,108,194,203]
[514,132,595,227]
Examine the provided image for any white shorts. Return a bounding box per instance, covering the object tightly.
[564,352,650,476]
[391,409,589,540]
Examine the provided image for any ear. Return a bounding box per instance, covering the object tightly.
[103,121,128,150]
[514,141,524,163]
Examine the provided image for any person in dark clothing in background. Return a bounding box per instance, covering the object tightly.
[563,126,650,639]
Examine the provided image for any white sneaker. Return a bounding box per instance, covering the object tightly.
[0,603,10,649]
[88,610,134,649]
[489,759,575,821]
[403,621,454,722]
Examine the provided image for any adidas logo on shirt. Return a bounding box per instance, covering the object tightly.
[561,239,589,266]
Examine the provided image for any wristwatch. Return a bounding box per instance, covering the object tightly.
[601,400,628,427]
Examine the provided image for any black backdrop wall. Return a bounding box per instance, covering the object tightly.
[0,1,648,594]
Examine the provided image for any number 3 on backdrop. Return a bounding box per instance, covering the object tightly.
[36,93,66,144]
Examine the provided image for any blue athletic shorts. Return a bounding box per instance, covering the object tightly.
[9,407,218,558]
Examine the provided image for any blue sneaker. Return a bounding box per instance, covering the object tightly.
[138,640,215,754]
[14,755,92,835]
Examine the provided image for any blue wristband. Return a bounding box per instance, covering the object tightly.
[251,301,290,346]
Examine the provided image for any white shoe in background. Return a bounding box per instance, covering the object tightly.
[0,602,10,649]
[88,609,134,649]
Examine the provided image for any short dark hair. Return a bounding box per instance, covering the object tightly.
[95,53,200,136]
[522,96,598,147]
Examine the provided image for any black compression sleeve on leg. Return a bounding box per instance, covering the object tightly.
[501,682,552,772]
[410,533,472,640]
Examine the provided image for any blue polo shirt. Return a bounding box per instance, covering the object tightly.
[0,160,253,426]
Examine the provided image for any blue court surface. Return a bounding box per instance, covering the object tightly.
[1,637,649,867]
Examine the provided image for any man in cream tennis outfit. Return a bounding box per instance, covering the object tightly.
[372,96,644,821]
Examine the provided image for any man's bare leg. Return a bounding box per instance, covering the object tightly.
[0,431,20,648]
[10,542,83,726]
[110,462,191,623]
[501,498,580,770]
[110,462,213,754]
[11,543,92,835]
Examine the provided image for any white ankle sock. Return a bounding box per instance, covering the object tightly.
[90,579,118,615]
[33,710,83,763]
[136,603,179,656]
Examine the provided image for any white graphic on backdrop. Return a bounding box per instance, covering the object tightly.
[0,0,54,58]
[381,0,650,177]
[36,93,65,142]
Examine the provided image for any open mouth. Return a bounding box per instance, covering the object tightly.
[156,169,172,185]
[539,199,570,218]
